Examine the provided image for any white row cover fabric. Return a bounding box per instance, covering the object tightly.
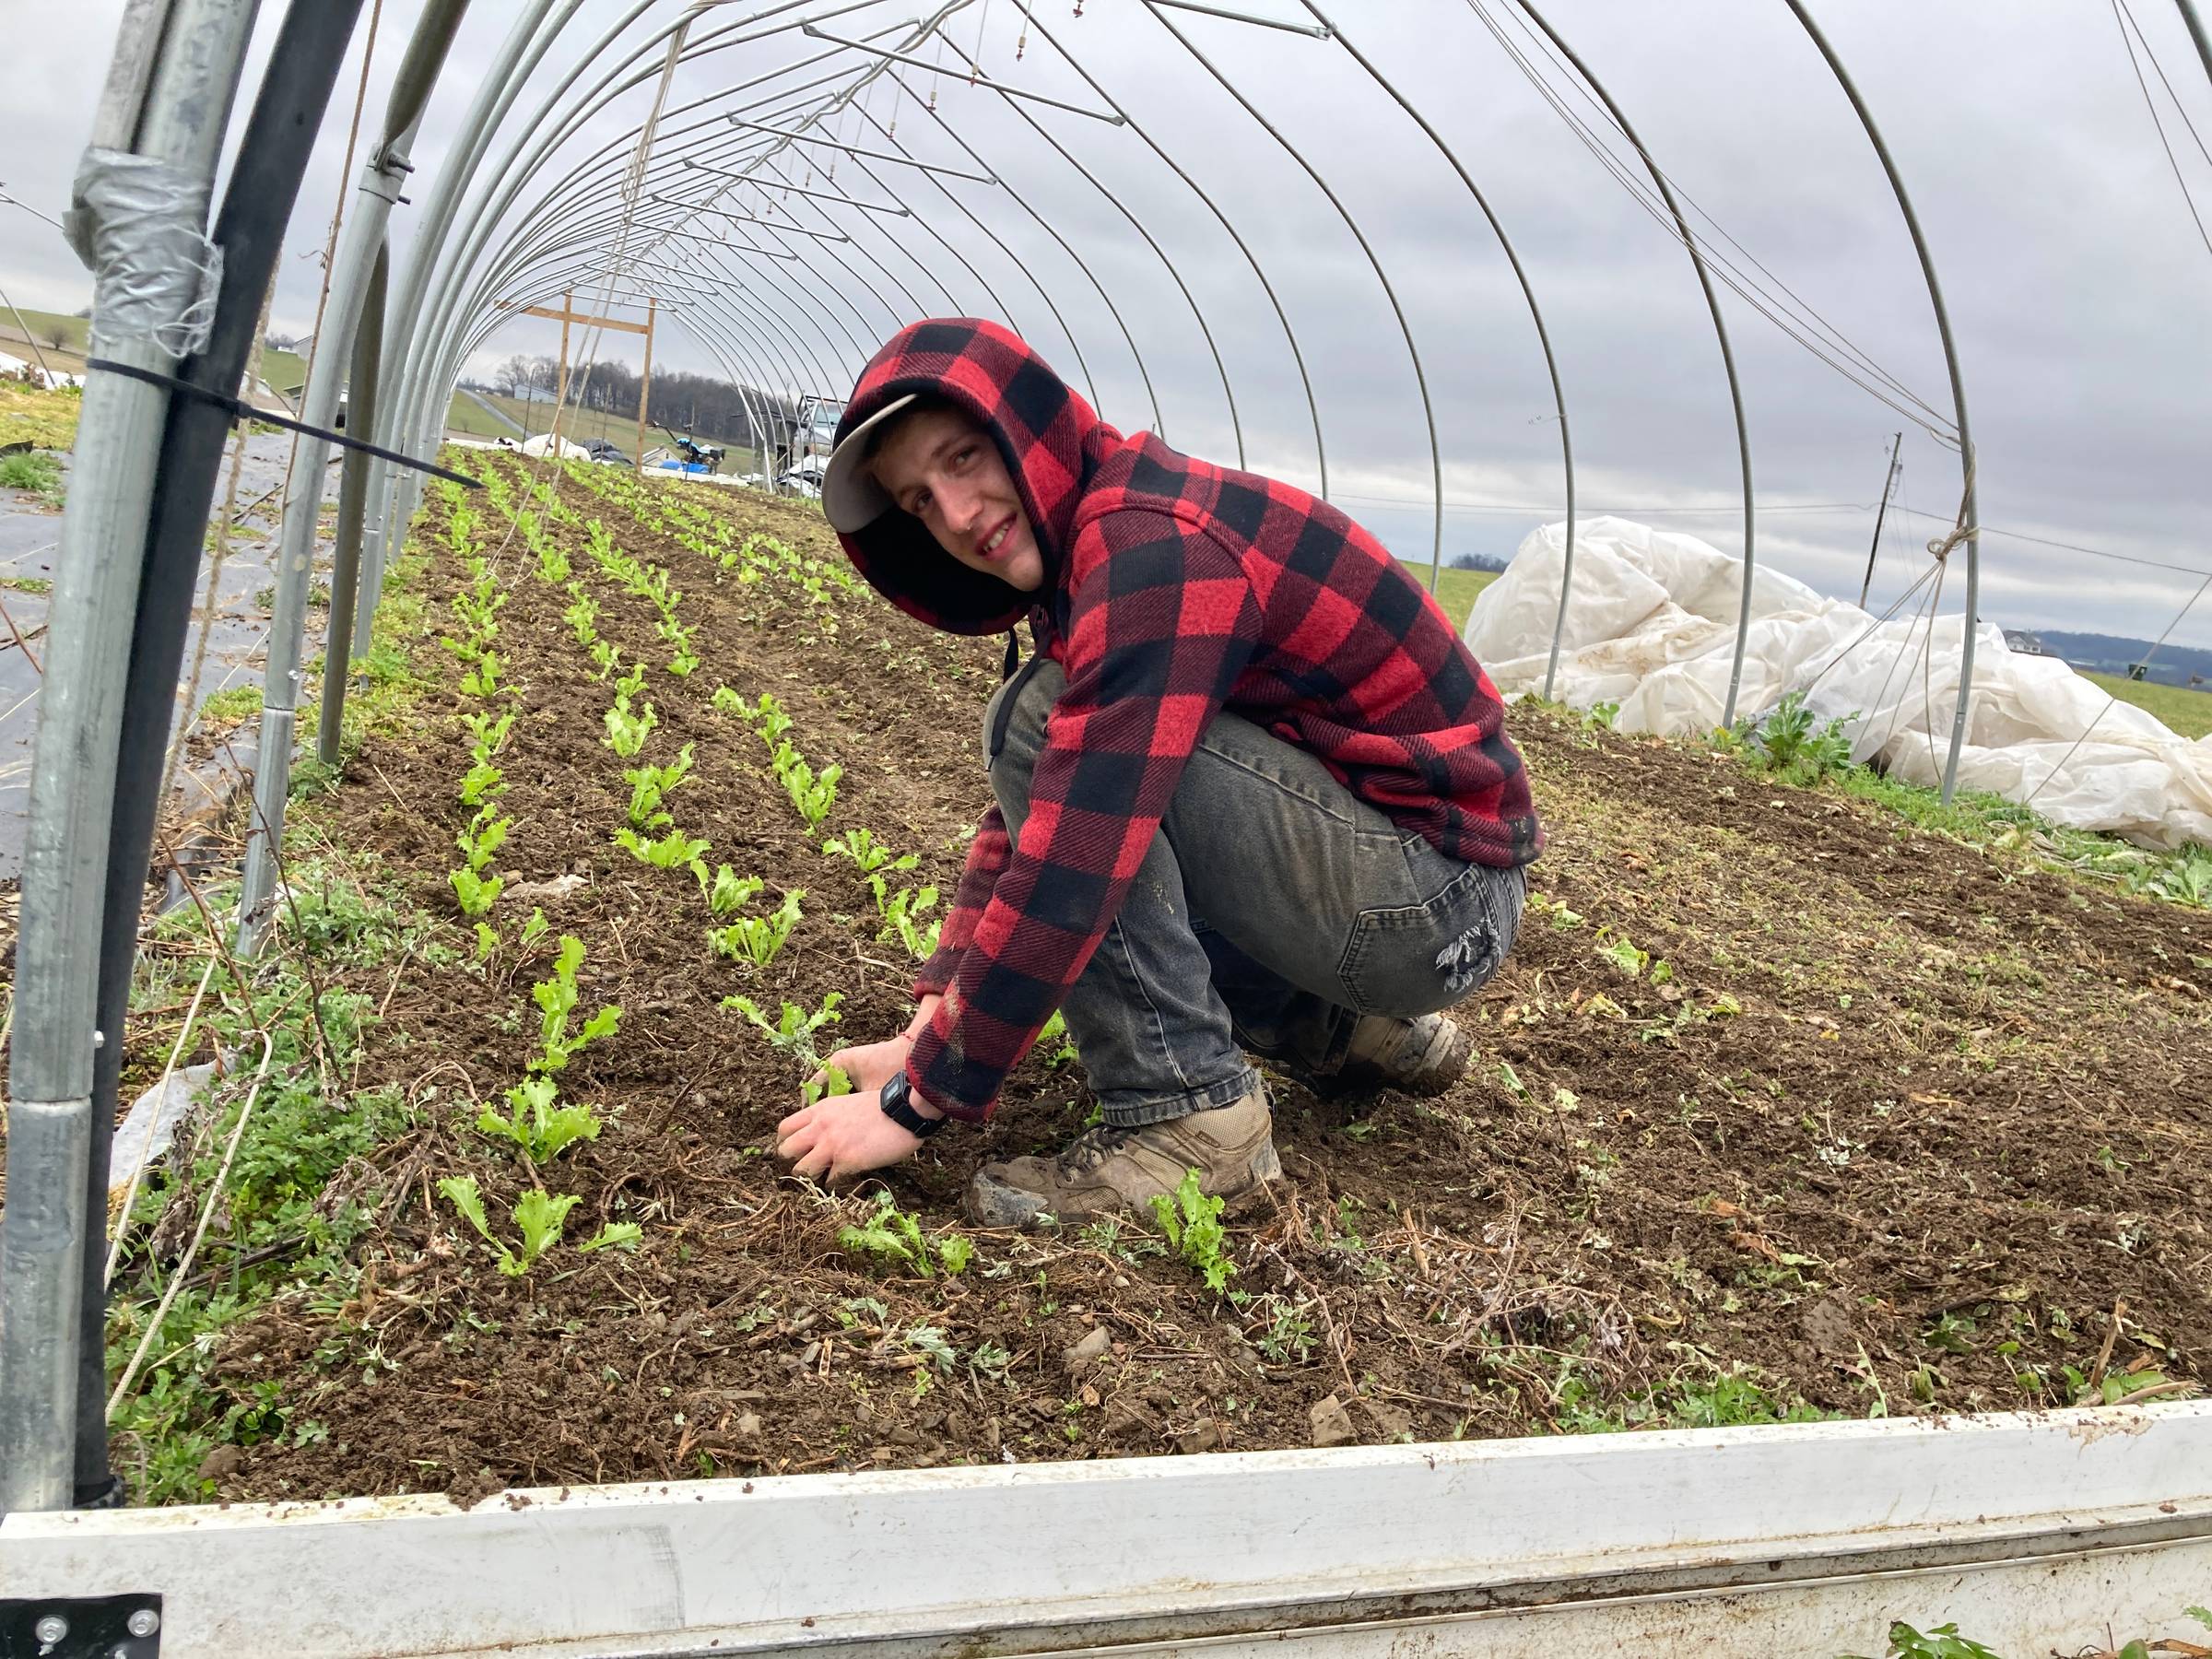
[0,352,86,391]
[1465,516,2212,850]
[517,431,591,460]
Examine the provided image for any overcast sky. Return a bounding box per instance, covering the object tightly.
[5,0,2209,649]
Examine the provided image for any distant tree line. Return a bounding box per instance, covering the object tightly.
[465,353,794,450]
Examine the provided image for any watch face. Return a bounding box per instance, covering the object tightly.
[882,1070,909,1112]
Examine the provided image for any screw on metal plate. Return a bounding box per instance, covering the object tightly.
[4,1594,162,1658]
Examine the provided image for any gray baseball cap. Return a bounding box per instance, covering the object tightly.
[820,393,917,532]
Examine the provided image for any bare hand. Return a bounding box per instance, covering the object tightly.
[775,1088,921,1183]
[814,1033,912,1098]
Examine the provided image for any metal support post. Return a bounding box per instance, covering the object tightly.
[235,0,470,957]
[0,0,260,1518]
[319,239,387,767]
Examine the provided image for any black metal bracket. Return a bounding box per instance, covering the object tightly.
[0,1595,162,1659]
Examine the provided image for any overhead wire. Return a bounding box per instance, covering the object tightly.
[2119,0,2212,166]
[1492,0,1953,435]
[1467,0,1959,445]
[2111,0,2212,261]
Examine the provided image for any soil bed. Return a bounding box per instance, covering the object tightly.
[61,457,2212,1502]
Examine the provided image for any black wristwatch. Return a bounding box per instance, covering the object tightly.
[878,1068,947,1140]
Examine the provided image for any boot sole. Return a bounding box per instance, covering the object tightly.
[1302,1017,1474,1101]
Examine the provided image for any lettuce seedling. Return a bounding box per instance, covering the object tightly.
[1036,1009,1079,1070]
[1150,1168,1236,1294]
[462,708,515,759]
[837,1195,972,1277]
[506,1189,580,1276]
[579,1221,642,1253]
[529,935,621,1073]
[437,1177,579,1277]
[615,825,711,868]
[623,743,695,830]
[454,806,512,875]
[603,698,657,759]
[450,865,503,918]
[459,651,504,700]
[771,743,841,833]
[877,884,940,961]
[457,758,505,808]
[803,1062,853,1108]
[564,585,599,644]
[753,693,793,747]
[589,639,621,680]
[823,826,916,878]
[477,1075,602,1163]
[711,685,756,719]
[723,991,842,1063]
[614,662,649,701]
[697,864,765,916]
[706,888,805,970]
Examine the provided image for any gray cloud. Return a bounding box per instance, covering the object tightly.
[5,0,2208,650]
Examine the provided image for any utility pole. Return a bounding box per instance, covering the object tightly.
[1859,431,1902,608]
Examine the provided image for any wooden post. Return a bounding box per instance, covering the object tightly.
[489,298,649,462]
[551,289,572,448]
[635,298,656,474]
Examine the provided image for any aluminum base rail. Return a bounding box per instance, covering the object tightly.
[3,1404,2208,1658]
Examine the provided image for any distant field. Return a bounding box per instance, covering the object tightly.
[446,389,763,475]
[0,306,306,398]
[2082,670,2212,740]
[1399,562,1500,633]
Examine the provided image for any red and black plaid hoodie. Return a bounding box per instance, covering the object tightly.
[833,319,1540,1122]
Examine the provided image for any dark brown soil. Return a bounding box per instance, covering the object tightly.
[112,459,2212,1502]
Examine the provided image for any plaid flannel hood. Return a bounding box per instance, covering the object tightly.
[831,323,1541,1124]
[830,317,1119,636]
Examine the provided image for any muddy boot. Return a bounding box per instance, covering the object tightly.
[1282,1011,1474,1100]
[965,1088,1282,1228]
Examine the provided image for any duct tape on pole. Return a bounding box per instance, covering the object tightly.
[0,0,258,1518]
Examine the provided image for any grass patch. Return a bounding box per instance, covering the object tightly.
[106,858,443,1502]
[2082,669,2212,741]
[1550,1360,1841,1434]
[1398,561,1499,633]
[198,685,264,727]
[103,518,450,1504]
[0,384,82,450]
[0,449,63,493]
[0,574,53,594]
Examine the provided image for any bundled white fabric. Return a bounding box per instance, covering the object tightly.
[1465,516,2212,850]
[518,432,592,460]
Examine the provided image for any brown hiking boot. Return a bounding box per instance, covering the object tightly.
[965,1087,1282,1228]
[1283,1011,1474,1100]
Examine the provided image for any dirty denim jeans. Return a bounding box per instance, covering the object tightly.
[983,656,1526,1127]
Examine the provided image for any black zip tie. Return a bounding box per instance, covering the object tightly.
[83,356,481,488]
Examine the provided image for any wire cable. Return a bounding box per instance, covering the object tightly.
[1469,0,1958,444]
[2112,0,2212,261]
